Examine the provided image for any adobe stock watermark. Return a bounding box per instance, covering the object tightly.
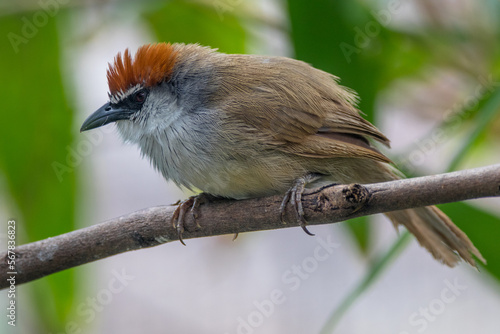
[339,0,405,63]
[399,277,468,334]
[8,0,69,54]
[396,74,499,173]
[6,219,17,327]
[52,126,114,182]
[48,268,134,334]
[213,0,243,21]
[224,234,340,334]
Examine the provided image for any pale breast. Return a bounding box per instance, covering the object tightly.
[138,123,306,199]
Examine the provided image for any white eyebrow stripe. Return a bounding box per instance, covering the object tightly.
[109,84,142,104]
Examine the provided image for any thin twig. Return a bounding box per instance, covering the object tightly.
[1,164,499,289]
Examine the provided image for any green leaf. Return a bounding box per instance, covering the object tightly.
[144,0,246,54]
[344,216,371,255]
[447,87,500,171]
[0,12,76,331]
[441,202,500,280]
[286,0,402,122]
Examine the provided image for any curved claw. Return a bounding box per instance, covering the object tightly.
[301,225,315,236]
[171,194,208,245]
[280,174,320,236]
[172,197,194,246]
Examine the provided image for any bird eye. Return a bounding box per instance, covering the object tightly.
[135,91,146,103]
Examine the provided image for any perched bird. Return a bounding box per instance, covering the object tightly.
[81,42,484,267]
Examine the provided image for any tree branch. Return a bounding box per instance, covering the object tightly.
[1,164,499,289]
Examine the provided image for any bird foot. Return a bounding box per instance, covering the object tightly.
[171,193,210,245]
[279,174,321,236]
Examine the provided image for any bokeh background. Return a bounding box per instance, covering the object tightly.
[1,0,500,333]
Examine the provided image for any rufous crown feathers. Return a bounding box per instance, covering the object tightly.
[106,43,178,96]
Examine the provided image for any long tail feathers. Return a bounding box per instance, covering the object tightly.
[385,206,486,267]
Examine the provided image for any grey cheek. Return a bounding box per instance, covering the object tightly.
[139,97,165,121]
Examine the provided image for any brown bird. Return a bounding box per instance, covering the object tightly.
[81,43,484,267]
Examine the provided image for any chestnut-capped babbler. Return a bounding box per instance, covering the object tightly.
[81,43,484,267]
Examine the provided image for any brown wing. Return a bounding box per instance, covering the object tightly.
[280,133,391,163]
[216,54,390,162]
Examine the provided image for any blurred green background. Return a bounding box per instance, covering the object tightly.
[0,0,499,333]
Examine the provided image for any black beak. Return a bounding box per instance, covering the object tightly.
[80,102,134,132]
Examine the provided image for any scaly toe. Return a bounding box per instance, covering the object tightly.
[279,190,292,224]
[171,197,196,245]
[280,174,320,236]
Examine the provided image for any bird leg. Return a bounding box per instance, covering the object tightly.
[280,173,322,236]
[171,193,213,245]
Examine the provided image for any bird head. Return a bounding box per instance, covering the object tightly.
[80,43,209,136]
